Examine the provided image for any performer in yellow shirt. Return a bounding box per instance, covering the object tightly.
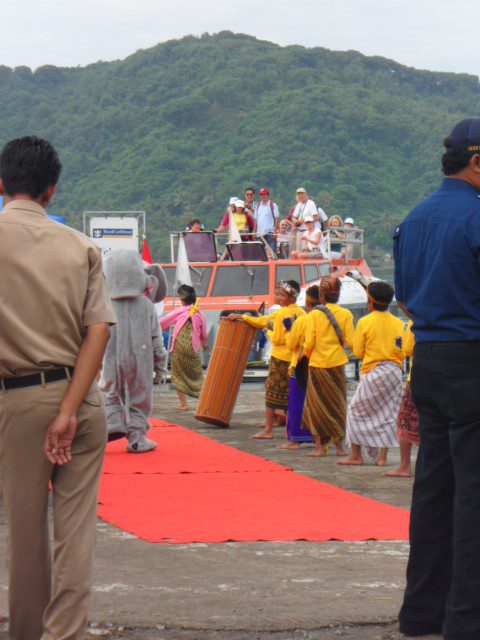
[384,320,419,478]
[302,277,355,457]
[278,285,321,450]
[229,280,305,439]
[338,281,405,468]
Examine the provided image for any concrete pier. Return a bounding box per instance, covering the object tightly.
[0,384,436,639]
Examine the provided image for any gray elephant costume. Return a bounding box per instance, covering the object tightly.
[100,250,167,453]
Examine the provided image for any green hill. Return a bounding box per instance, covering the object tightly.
[1,31,479,260]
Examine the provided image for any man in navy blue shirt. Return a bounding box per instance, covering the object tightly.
[395,118,480,640]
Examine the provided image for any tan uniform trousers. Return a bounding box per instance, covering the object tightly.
[0,378,107,640]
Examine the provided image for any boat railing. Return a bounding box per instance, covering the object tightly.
[169,227,364,264]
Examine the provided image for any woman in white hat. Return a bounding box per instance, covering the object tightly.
[290,216,327,259]
[216,198,254,235]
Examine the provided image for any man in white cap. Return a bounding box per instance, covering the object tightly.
[292,188,320,231]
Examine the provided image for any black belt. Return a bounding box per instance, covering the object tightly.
[1,367,74,391]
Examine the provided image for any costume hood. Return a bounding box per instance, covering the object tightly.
[104,249,147,299]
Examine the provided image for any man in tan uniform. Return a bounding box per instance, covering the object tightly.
[0,136,116,640]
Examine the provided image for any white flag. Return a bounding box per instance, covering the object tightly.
[175,235,192,289]
[228,209,242,244]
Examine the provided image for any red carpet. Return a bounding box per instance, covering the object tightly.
[103,421,288,475]
[98,419,409,543]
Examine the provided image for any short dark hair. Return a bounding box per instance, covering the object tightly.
[324,292,340,304]
[441,137,473,176]
[245,186,255,194]
[177,284,197,305]
[287,280,301,295]
[188,218,201,228]
[0,136,62,198]
[368,281,394,311]
[306,284,320,301]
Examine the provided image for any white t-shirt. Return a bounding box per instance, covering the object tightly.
[293,199,320,230]
[317,207,328,223]
[302,229,327,257]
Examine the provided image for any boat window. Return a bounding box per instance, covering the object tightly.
[275,265,302,285]
[189,266,213,297]
[318,263,331,277]
[161,265,212,297]
[304,264,318,283]
[162,266,177,296]
[211,265,269,297]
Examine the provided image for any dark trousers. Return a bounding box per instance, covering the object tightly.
[262,233,277,253]
[399,342,480,640]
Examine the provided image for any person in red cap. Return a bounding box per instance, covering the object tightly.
[253,188,279,254]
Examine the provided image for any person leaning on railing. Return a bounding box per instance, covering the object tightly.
[216,199,254,236]
[327,214,344,258]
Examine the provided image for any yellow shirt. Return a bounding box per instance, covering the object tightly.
[403,320,415,382]
[353,310,405,375]
[304,304,355,369]
[285,315,308,369]
[243,304,306,362]
[233,212,247,231]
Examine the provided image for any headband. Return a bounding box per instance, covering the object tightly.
[277,281,298,300]
[319,276,341,297]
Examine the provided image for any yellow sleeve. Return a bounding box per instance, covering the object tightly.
[403,321,415,357]
[270,311,287,346]
[266,329,273,342]
[285,317,304,353]
[352,321,366,360]
[304,312,317,358]
[343,311,355,351]
[242,314,269,329]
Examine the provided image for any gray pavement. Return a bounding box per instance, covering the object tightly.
[0,384,431,640]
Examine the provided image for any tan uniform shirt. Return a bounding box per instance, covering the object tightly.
[0,200,116,377]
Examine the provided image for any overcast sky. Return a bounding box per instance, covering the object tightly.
[1,0,478,77]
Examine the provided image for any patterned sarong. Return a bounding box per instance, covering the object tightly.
[171,320,203,398]
[265,356,290,410]
[346,361,402,449]
[397,381,420,446]
[286,358,313,443]
[302,365,347,443]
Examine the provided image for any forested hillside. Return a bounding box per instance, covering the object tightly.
[0,31,479,259]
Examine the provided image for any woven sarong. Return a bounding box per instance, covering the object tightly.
[397,381,420,446]
[346,361,402,449]
[302,365,346,443]
[265,356,290,410]
[286,358,313,443]
[171,320,203,398]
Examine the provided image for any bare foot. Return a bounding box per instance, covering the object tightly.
[250,431,273,440]
[335,448,347,457]
[305,449,325,457]
[174,405,189,411]
[382,467,412,477]
[277,442,300,450]
[336,456,364,465]
[256,422,266,429]
[376,459,388,467]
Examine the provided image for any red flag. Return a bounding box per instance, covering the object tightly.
[142,237,153,266]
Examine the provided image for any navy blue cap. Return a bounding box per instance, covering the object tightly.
[447,118,480,154]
